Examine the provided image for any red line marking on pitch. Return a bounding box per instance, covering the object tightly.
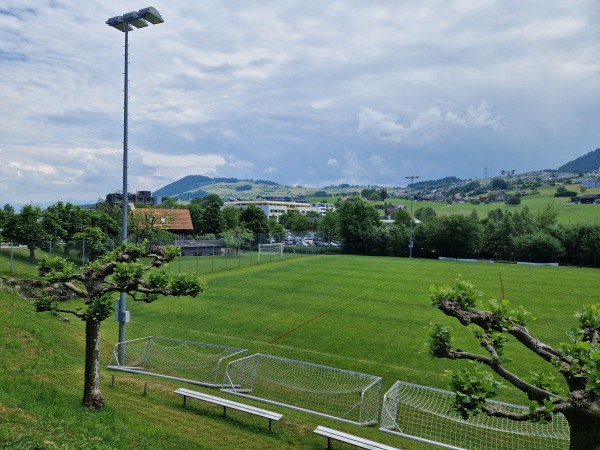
[268,309,332,344]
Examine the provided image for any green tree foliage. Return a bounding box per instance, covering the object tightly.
[424,215,484,258]
[42,201,90,254]
[305,211,321,231]
[486,208,504,224]
[35,242,204,409]
[552,223,600,267]
[239,204,269,235]
[199,202,226,235]
[221,226,253,254]
[428,278,600,449]
[268,218,285,237]
[336,201,382,252]
[535,201,560,229]
[388,220,409,257]
[190,193,223,208]
[161,197,178,208]
[507,194,521,206]
[317,211,340,243]
[361,188,378,199]
[367,191,381,201]
[71,226,113,262]
[222,206,241,230]
[280,212,310,235]
[512,231,564,263]
[414,206,437,222]
[187,203,203,234]
[391,208,411,227]
[490,177,508,190]
[1,204,48,263]
[554,185,578,198]
[89,208,120,240]
[0,203,15,228]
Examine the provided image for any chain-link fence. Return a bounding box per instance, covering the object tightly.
[0,232,340,276]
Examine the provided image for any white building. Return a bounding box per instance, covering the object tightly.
[310,202,335,214]
[222,200,313,219]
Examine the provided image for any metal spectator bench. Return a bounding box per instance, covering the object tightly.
[174,388,283,432]
[314,426,399,450]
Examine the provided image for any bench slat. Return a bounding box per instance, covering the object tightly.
[174,388,282,431]
[314,426,398,450]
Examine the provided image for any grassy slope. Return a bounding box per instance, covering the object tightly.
[2,255,600,449]
[1,288,409,450]
[342,185,600,224]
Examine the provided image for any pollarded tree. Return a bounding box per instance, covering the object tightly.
[428,277,600,450]
[35,242,204,409]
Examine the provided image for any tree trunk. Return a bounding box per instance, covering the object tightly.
[566,410,600,450]
[27,245,36,264]
[82,320,105,409]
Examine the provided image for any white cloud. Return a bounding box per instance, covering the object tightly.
[357,101,504,144]
[0,0,598,203]
[263,166,279,174]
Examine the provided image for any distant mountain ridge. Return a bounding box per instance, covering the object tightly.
[153,175,281,200]
[151,148,599,201]
[558,148,600,173]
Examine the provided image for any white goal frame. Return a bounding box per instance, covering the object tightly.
[258,242,284,263]
[221,353,382,426]
[380,380,570,450]
[107,336,248,387]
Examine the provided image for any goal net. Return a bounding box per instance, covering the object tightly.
[107,336,248,387]
[258,242,283,263]
[221,353,381,425]
[380,381,570,450]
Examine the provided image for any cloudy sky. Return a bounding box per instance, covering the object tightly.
[1,1,599,205]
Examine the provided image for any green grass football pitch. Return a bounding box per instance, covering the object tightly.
[105,253,600,403]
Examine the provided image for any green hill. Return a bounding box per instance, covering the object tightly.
[558,148,600,173]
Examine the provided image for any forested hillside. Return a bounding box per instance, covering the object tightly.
[558,148,600,173]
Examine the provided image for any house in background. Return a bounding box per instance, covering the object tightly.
[131,208,194,240]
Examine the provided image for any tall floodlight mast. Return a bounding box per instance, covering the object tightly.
[106,7,164,357]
